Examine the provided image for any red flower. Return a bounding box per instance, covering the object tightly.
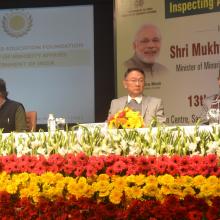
[205,154,218,167]
[156,161,167,174]
[137,156,150,172]
[77,152,88,166]
[86,165,97,177]
[180,155,190,167]
[48,154,64,166]
[47,164,59,173]
[106,166,115,176]
[89,156,104,171]
[74,166,85,176]
[148,156,156,165]
[113,160,127,174]
[187,210,203,220]
[206,207,220,220]
[126,165,139,175]
[198,163,209,176]
[118,111,126,118]
[62,163,74,175]
[33,162,46,175]
[166,162,179,176]
[171,155,181,164]
[190,155,202,166]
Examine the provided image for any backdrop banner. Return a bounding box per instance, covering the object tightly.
[115,0,220,125]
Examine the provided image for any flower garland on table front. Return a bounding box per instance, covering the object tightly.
[0,124,220,157]
[0,193,219,219]
[0,172,220,205]
[108,107,144,129]
[1,153,220,176]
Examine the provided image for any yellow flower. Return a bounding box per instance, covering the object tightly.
[108,107,144,129]
[6,183,18,194]
[109,189,123,204]
[92,180,112,197]
[134,174,146,186]
[124,186,133,200]
[206,176,219,185]
[158,174,174,186]
[178,176,193,187]
[0,172,10,191]
[129,186,143,199]
[145,175,158,185]
[212,184,220,197]
[169,182,182,196]
[97,174,110,182]
[111,176,127,190]
[198,183,216,197]
[20,182,40,202]
[142,183,159,197]
[182,186,196,197]
[192,175,206,189]
[160,185,172,195]
[126,175,136,184]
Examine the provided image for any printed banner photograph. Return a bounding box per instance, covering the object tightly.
[115,0,220,125]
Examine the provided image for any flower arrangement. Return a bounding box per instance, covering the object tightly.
[108,107,144,129]
[0,125,220,219]
[0,125,220,157]
[0,153,219,177]
[0,193,219,219]
[0,172,220,204]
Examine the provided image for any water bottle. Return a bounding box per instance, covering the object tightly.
[47,113,56,133]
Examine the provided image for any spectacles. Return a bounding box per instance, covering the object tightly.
[126,79,144,84]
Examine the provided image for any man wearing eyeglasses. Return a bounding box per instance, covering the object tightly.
[124,23,168,89]
[108,68,166,126]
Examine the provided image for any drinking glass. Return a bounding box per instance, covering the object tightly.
[56,118,66,130]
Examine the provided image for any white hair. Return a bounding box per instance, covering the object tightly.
[133,23,161,42]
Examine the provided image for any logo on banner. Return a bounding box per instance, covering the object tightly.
[2,10,32,38]
[134,0,144,8]
[117,0,156,17]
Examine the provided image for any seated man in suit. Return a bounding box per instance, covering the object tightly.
[0,78,27,133]
[108,68,166,126]
[200,73,220,124]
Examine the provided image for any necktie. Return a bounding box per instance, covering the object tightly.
[127,99,142,113]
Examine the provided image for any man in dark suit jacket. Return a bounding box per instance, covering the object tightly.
[0,78,27,133]
[108,68,166,126]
